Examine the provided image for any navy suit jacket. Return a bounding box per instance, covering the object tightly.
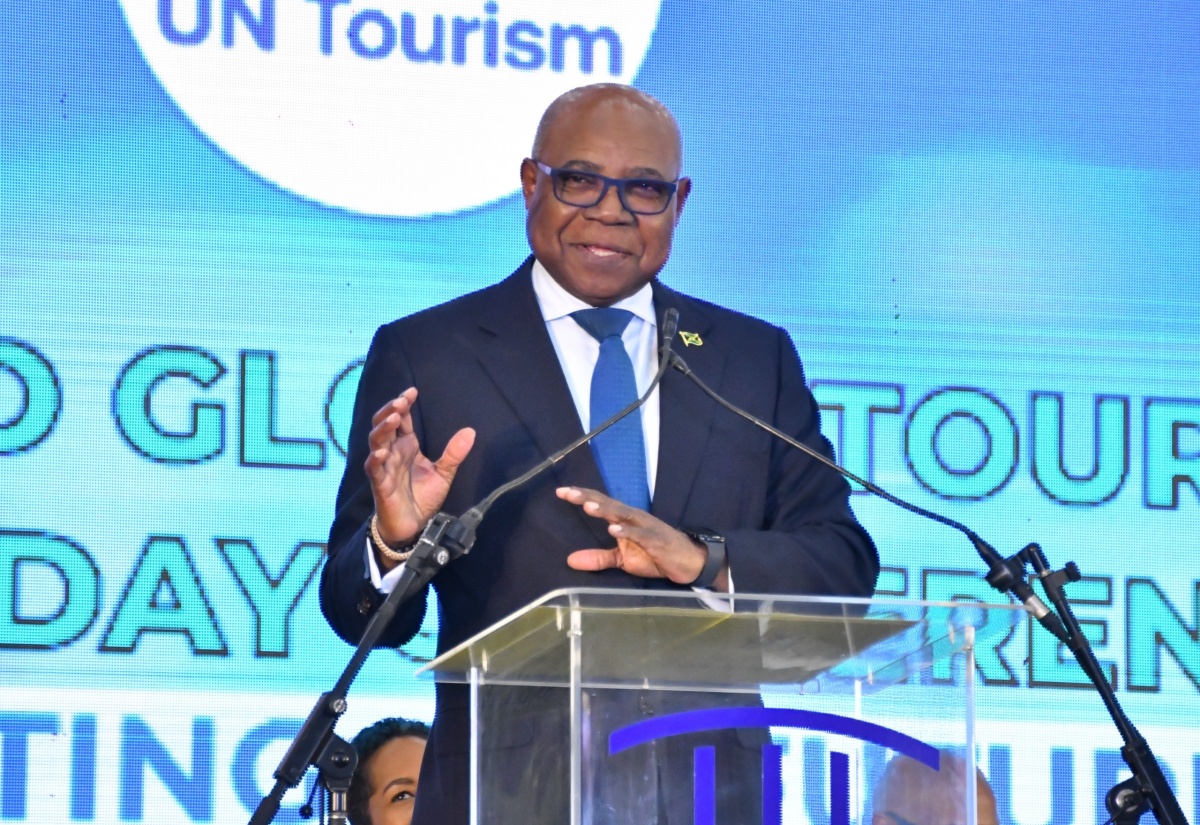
[320,257,877,823]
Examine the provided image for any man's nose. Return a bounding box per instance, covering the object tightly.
[585,182,633,222]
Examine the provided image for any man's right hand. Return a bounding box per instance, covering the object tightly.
[365,387,476,570]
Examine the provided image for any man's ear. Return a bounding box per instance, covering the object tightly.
[520,158,538,207]
[673,177,692,225]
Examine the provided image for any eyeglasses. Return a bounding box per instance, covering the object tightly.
[532,160,681,215]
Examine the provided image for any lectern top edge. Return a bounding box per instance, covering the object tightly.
[416,587,1026,692]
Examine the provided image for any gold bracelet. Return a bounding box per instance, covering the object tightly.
[369,514,417,563]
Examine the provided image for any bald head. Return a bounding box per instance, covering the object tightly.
[520,82,691,307]
[872,751,999,825]
[531,83,683,166]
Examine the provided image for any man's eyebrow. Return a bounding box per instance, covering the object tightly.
[382,777,416,792]
[625,166,670,179]
[556,160,671,180]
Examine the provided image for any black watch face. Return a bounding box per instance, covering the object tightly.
[689,531,724,544]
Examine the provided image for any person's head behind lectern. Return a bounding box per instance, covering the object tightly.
[347,717,431,825]
[872,750,999,825]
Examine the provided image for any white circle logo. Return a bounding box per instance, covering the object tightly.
[120,0,664,216]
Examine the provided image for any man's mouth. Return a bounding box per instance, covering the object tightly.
[579,244,626,258]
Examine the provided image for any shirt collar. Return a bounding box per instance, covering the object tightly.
[531,259,657,327]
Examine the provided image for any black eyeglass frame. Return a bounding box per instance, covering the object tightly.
[531,160,682,216]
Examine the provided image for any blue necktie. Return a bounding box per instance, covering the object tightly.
[571,308,651,510]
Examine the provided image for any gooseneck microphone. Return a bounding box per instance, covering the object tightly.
[665,341,1187,825]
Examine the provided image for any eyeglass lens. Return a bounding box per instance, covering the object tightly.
[552,169,675,214]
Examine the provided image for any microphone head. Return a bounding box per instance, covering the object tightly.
[661,307,680,345]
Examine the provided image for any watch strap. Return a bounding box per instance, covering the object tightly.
[683,529,726,589]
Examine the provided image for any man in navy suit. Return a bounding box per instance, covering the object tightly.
[321,83,877,824]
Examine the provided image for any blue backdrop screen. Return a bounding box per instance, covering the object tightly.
[2,1,1198,822]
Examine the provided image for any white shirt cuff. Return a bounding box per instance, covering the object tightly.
[364,537,408,594]
[692,567,734,613]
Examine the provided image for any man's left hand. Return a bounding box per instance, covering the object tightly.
[556,487,729,592]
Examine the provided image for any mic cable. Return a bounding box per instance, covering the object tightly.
[666,346,1068,641]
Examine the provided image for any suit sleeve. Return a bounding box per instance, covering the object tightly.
[721,327,879,599]
[319,323,430,648]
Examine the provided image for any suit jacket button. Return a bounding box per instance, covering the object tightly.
[357,594,374,615]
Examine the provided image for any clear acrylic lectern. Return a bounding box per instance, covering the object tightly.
[419,588,1025,825]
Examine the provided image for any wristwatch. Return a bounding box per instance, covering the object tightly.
[682,528,727,589]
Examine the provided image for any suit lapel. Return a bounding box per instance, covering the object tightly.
[471,260,612,546]
[650,283,724,529]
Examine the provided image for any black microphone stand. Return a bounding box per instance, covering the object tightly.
[668,351,1189,825]
[248,309,682,825]
[247,512,478,825]
[1023,546,1185,825]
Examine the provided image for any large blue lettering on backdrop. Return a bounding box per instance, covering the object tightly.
[3,1,1199,822]
[610,708,941,825]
